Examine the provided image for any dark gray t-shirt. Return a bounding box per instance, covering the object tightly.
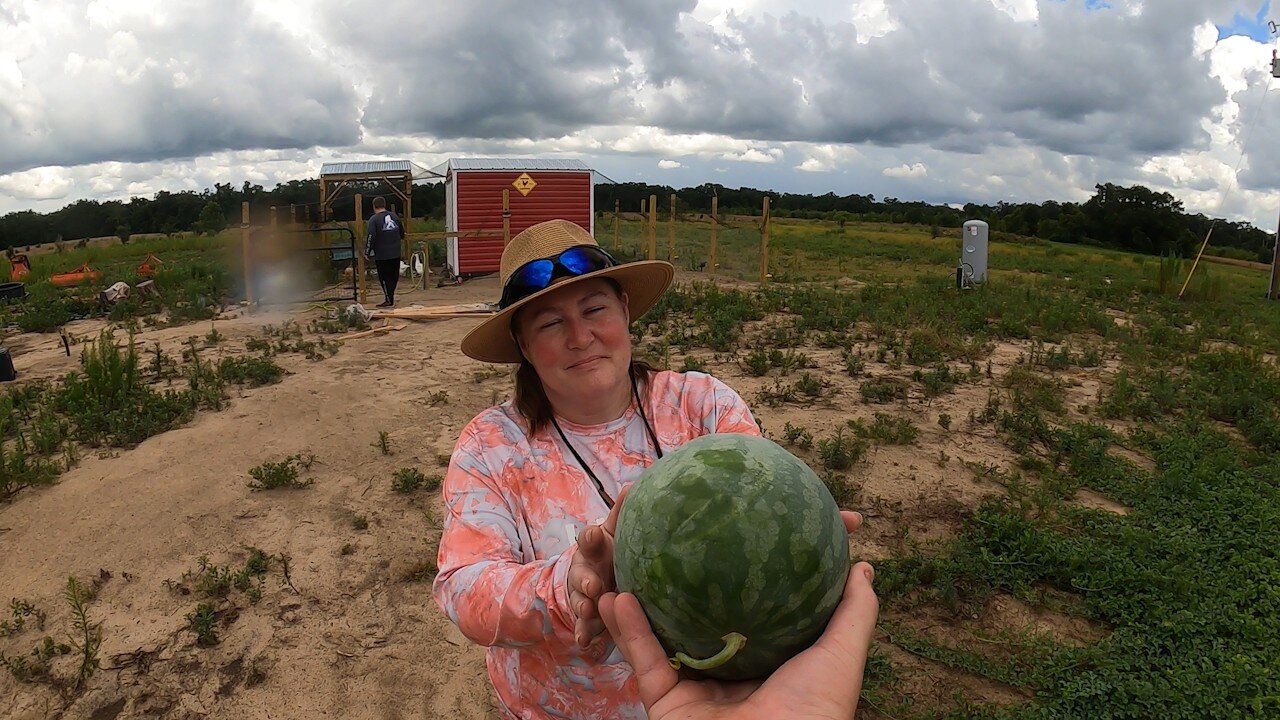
[365,210,404,260]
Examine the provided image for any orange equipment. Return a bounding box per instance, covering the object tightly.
[50,262,103,287]
[136,253,164,277]
[7,253,30,281]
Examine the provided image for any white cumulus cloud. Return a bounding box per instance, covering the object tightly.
[883,162,928,179]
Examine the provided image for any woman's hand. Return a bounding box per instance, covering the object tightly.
[567,486,631,648]
[598,512,878,719]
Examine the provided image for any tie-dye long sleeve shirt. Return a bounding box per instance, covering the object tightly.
[433,370,761,719]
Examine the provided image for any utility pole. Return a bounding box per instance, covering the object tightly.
[1271,52,1280,299]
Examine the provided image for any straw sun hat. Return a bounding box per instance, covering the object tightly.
[460,219,674,364]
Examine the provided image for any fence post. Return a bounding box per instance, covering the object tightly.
[759,196,771,285]
[710,196,718,275]
[667,193,676,262]
[355,193,366,303]
[503,189,511,246]
[614,199,620,252]
[648,194,657,260]
[1269,223,1280,299]
[241,201,254,305]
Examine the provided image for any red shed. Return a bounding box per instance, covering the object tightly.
[433,158,597,277]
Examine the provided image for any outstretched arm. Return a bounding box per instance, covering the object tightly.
[599,512,878,720]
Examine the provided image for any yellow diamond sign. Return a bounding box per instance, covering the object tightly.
[513,173,537,196]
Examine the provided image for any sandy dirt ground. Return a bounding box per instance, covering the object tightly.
[0,271,1124,719]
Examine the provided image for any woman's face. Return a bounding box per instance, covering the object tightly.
[514,278,633,411]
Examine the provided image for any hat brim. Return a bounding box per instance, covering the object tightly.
[460,260,675,364]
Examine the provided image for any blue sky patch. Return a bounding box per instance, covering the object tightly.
[1217,2,1273,42]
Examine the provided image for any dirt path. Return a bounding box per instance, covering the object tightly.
[2,278,508,719]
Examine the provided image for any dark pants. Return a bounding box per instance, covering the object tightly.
[375,258,400,303]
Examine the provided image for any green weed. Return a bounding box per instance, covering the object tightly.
[849,413,920,445]
[246,454,315,490]
[818,427,868,471]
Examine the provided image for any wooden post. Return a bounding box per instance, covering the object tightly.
[614,199,620,252]
[289,204,297,227]
[668,194,677,261]
[319,179,327,222]
[639,199,647,257]
[759,196,771,285]
[503,189,511,246]
[1269,217,1280,299]
[269,206,279,255]
[404,177,413,259]
[355,193,366,303]
[241,201,254,305]
[710,196,718,274]
[648,194,657,260]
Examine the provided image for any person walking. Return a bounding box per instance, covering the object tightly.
[364,196,405,307]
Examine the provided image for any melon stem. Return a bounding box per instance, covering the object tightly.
[669,632,747,671]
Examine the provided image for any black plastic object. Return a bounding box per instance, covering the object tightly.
[0,348,15,382]
[0,281,25,301]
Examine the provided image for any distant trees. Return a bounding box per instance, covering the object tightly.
[594,181,1272,263]
[0,175,1271,263]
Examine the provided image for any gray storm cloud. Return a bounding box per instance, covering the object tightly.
[0,0,361,175]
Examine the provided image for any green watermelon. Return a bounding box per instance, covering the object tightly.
[613,432,850,681]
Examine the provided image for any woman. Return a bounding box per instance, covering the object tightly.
[433,220,874,719]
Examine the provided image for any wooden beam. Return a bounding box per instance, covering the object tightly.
[648,194,657,260]
[710,196,718,274]
[319,179,326,222]
[668,193,676,261]
[406,229,507,241]
[323,180,349,217]
[355,193,366,303]
[241,201,254,305]
[1270,222,1280,299]
[759,196,771,285]
[503,189,511,246]
[403,177,412,260]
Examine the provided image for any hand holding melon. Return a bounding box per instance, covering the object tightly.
[612,433,859,680]
[567,492,627,648]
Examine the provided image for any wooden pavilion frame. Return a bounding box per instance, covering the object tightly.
[318,160,439,258]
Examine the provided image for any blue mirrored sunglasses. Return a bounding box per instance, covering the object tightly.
[498,245,619,309]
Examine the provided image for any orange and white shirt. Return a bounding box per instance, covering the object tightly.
[433,370,761,719]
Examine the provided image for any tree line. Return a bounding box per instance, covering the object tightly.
[1,178,1273,263]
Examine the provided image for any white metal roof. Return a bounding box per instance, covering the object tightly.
[319,160,438,180]
[435,158,592,172]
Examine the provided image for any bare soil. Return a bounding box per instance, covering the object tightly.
[0,272,1123,718]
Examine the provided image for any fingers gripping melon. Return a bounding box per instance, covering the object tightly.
[614,433,851,680]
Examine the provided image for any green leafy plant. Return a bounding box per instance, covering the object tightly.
[64,576,102,689]
[849,412,919,445]
[185,603,219,647]
[247,454,316,490]
[782,422,814,450]
[817,427,867,471]
[391,468,442,494]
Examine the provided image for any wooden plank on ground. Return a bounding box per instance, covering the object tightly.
[336,324,407,341]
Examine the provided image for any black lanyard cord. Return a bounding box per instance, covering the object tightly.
[550,372,663,509]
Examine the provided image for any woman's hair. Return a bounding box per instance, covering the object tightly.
[510,278,656,435]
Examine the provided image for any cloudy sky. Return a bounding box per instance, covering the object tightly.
[2,0,1280,230]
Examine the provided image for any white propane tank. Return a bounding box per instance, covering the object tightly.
[959,220,989,287]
